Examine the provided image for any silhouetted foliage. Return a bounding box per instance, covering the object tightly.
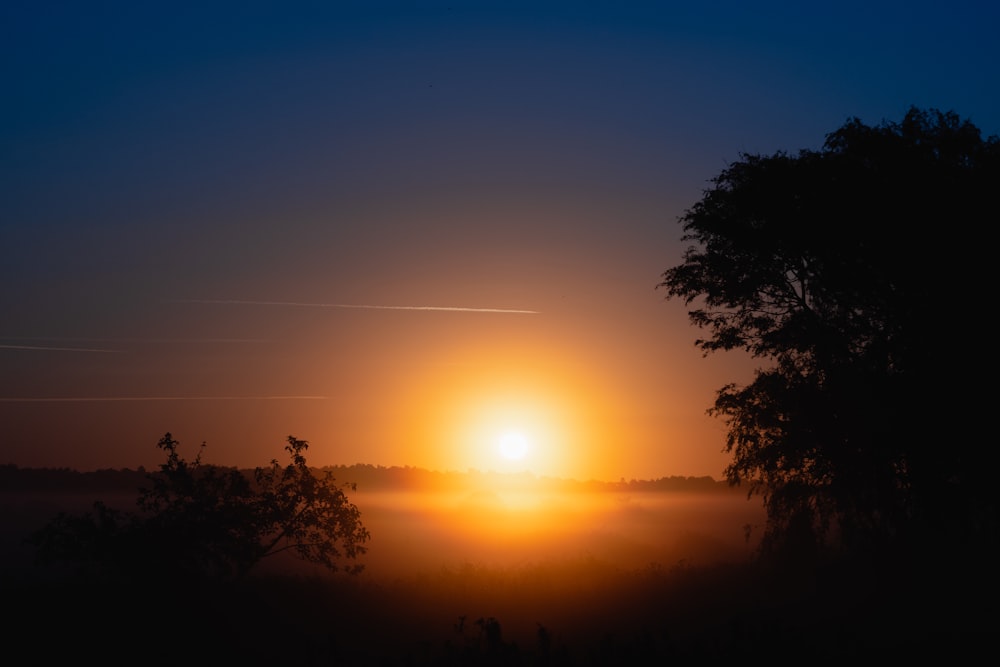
[30,433,369,580]
[659,107,999,558]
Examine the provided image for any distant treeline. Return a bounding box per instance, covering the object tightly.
[0,464,150,494]
[0,462,733,496]
[327,464,732,494]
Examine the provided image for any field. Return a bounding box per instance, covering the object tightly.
[1,474,993,664]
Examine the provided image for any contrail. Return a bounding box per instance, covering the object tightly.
[171,299,539,314]
[0,344,122,353]
[0,396,330,402]
[0,336,270,352]
[2,338,267,345]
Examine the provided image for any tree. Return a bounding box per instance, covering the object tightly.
[659,108,998,557]
[32,433,370,580]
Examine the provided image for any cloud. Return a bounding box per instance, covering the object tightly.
[170,299,539,314]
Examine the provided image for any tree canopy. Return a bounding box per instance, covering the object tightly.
[659,107,998,557]
[32,433,370,581]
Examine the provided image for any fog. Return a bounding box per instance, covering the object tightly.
[0,470,766,587]
[341,489,764,580]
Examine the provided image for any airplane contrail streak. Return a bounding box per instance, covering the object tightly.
[0,344,122,353]
[171,299,539,314]
[0,396,330,402]
[2,337,268,344]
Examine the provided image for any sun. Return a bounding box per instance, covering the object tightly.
[497,431,530,460]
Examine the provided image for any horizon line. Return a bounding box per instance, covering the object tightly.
[0,461,727,485]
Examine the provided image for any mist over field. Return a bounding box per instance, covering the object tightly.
[353,488,762,579]
[1,464,988,664]
[0,466,769,662]
[0,464,764,582]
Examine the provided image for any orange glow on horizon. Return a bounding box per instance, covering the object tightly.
[398,336,626,481]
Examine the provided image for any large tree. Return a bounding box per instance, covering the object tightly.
[659,108,998,557]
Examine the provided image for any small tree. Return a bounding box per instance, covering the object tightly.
[32,433,370,580]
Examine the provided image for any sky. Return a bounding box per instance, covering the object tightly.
[2,1,998,481]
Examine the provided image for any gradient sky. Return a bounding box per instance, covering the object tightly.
[3,1,998,480]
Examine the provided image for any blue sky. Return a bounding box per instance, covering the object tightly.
[2,1,997,477]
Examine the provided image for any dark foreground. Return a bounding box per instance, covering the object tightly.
[4,549,994,666]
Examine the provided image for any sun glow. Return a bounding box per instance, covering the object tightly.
[423,375,604,477]
[498,431,530,460]
[399,334,625,480]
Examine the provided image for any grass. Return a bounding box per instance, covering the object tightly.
[4,548,993,666]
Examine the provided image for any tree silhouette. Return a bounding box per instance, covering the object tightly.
[659,108,998,557]
[32,433,369,580]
